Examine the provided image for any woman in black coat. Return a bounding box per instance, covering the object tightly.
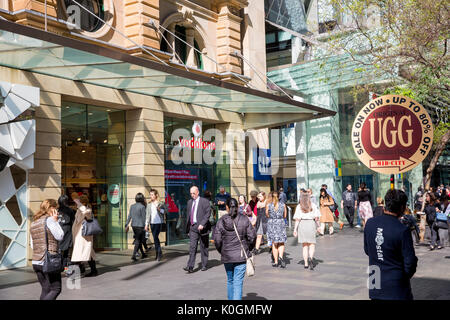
[57,195,76,269]
[213,198,256,300]
[424,192,442,250]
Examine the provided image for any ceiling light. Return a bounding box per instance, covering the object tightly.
[81,147,86,153]
[88,112,93,116]
[106,109,111,112]
[104,139,108,143]
[77,137,82,141]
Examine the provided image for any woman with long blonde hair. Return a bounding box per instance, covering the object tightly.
[293,191,321,270]
[266,191,287,268]
[253,192,267,255]
[30,199,64,300]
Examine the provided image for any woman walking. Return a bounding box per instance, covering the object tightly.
[266,191,288,268]
[213,198,256,300]
[30,199,64,300]
[145,189,166,261]
[57,195,76,270]
[293,191,321,270]
[126,193,148,261]
[358,182,373,228]
[238,195,252,218]
[71,194,98,277]
[253,192,267,255]
[319,188,335,235]
[424,192,442,250]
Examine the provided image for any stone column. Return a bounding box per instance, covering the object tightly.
[295,122,308,200]
[124,0,160,51]
[216,4,243,74]
[125,108,165,248]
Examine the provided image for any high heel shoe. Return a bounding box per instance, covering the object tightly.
[308,258,314,270]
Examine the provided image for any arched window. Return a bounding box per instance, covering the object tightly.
[160,23,205,71]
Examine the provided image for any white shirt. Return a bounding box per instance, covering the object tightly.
[293,203,321,220]
[30,217,64,265]
[192,197,200,224]
[146,202,162,225]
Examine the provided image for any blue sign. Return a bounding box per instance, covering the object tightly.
[253,148,271,181]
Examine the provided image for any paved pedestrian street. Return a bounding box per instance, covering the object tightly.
[0,228,449,300]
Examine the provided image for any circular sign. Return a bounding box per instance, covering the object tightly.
[351,95,433,174]
[107,184,120,204]
[192,121,202,137]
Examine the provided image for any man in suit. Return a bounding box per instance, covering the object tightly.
[183,186,211,273]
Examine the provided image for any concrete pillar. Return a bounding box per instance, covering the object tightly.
[295,122,308,200]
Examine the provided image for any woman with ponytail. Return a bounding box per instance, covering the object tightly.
[213,198,256,300]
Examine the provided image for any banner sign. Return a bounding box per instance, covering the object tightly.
[165,169,198,180]
[253,148,271,181]
[351,95,433,174]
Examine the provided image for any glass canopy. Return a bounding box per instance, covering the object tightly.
[0,20,334,118]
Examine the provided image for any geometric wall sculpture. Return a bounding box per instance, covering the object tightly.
[0,81,39,270]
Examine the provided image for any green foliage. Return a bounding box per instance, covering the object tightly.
[433,122,450,149]
[382,86,417,99]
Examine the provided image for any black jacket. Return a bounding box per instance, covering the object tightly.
[58,206,76,251]
[213,214,256,264]
[424,203,440,225]
[185,197,211,235]
[364,214,418,300]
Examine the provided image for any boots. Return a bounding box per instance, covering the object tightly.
[319,223,325,236]
[85,259,98,277]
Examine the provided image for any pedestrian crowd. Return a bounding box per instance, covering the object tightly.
[29,182,449,301]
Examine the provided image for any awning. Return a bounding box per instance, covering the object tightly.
[0,19,335,120]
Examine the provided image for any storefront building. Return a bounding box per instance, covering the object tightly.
[0,1,334,269]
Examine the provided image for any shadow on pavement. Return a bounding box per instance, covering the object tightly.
[412,277,450,299]
[242,292,268,300]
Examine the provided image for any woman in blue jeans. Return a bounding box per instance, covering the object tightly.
[213,198,256,300]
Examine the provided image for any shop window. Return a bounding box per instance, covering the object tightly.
[64,0,105,32]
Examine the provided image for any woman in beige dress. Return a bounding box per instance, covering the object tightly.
[71,194,97,277]
[319,188,335,235]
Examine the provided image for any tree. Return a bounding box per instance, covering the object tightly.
[322,0,449,190]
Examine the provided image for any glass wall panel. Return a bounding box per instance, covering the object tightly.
[61,102,127,250]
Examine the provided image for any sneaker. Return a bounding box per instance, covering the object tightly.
[355,225,361,228]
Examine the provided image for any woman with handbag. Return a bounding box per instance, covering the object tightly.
[145,189,165,261]
[238,195,253,218]
[293,191,321,270]
[357,182,373,229]
[213,198,256,300]
[30,199,64,300]
[253,192,267,255]
[71,194,98,277]
[319,188,335,235]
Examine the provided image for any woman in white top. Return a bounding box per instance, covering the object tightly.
[293,191,321,270]
[145,189,165,261]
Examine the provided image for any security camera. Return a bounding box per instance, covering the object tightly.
[0,152,9,172]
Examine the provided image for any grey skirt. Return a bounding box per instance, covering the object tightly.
[298,219,317,244]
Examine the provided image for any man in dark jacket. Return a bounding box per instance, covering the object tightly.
[364,189,418,300]
[183,186,211,273]
[213,198,256,300]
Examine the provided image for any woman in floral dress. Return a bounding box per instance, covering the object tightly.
[266,192,287,268]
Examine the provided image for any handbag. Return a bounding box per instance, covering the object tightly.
[232,220,255,277]
[42,218,63,274]
[436,211,449,222]
[82,212,103,236]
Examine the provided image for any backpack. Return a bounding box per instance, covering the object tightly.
[436,211,449,222]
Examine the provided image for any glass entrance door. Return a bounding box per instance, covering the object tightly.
[61,101,126,250]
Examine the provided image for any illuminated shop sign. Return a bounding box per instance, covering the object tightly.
[178,137,216,150]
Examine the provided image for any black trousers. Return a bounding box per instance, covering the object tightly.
[430,223,441,247]
[150,223,162,255]
[132,226,146,257]
[343,206,355,227]
[33,264,62,300]
[187,226,209,269]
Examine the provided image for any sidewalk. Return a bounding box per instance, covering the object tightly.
[0,227,449,300]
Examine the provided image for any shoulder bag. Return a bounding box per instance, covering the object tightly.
[82,210,103,236]
[43,218,63,274]
[232,220,255,277]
